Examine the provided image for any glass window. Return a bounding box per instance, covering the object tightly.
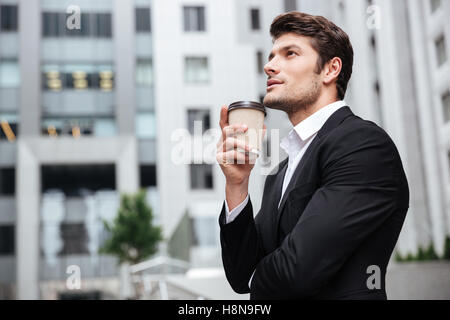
[42,63,114,91]
[0,168,15,195]
[136,7,151,32]
[187,109,210,134]
[63,64,95,90]
[136,113,156,139]
[190,164,213,190]
[250,8,260,31]
[98,65,114,91]
[41,165,116,196]
[0,114,18,142]
[96,13,112,38]
[435,35,447,67]
[94,118,116,137]
[0,5,18,31]
[66,12,91,37]
[136,59,153,86]
[59,223,89,255]
[430,0,441,12]
[0,225,15,255]
[41,117,116,138]
[0,60,20,88]
[140,165,157,187]
[284,0,297,12]
[257,50,264,74]
[42,12,111,38]
[191,217,218,247]
[183,6,205,32]
[185,57,209,84]
[42,12,60,37]
[442,91,450,123]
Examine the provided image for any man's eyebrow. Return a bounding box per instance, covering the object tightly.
[268,45,302,61]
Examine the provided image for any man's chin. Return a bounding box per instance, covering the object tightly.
[263,96,287,111]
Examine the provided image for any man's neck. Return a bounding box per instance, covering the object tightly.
[288,96,340,126]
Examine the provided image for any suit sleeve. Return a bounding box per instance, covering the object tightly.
[250,125,409,299]
[218,196,266,294]
[225,195,249,223]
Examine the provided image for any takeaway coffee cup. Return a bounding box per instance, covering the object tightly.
[228,101,267,160]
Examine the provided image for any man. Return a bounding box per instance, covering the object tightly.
[216,12,409,300]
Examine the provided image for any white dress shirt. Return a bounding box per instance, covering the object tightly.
[224,100,347,222]
[223,100,347,289]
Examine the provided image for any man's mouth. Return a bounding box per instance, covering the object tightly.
[267,79,283,90]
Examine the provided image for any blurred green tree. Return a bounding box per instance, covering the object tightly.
[99,190,163,264]
[444,236,450,261]
[424,243,439,260]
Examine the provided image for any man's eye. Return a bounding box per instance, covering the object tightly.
[287,51,296,56]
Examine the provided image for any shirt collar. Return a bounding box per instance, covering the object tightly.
[294,100,347,141]
[280,100,347,159]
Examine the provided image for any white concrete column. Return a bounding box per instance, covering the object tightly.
[16,140,40,299]
[374,0,442,255]
[17,0,41,299]
[344,0,381,124]
[113,0,136,135]
[18,0,41,136]
[407,0,447,254]
[116,136,139,194]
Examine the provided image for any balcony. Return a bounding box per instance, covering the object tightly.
[42,38,113,62]
[42,90,114,117]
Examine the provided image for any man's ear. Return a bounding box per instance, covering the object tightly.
[322,57,342,85]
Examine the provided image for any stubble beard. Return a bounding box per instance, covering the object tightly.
[263,76,322,118]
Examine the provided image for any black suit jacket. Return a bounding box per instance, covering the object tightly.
[219,106,409,300]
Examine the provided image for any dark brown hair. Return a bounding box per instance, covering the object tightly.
[270,12,353,100]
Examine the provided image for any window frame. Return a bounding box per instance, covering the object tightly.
[183,6,206,32]
[0,5,18,32]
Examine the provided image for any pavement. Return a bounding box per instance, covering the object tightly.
[386,261,450,300]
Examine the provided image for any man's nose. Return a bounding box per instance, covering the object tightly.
[264,60,279,76]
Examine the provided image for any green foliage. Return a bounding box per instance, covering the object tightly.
[424,243,439,260]
[417,247,426,261]
[395,239,445,262]
[99,189,163,264]
[444,236,450,261]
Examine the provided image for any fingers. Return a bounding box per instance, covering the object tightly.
[221,137,251,153]
[219,105,229,130]
[216,149,252,165]
[221,124,247,143]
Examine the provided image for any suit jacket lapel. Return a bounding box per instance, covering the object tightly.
[272,158,288,210]
[274,106,354,235]
[276,134,321,216]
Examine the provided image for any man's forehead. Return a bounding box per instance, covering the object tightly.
[271,33,310,50]
[268,34,313,59]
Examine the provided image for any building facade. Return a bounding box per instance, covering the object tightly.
[0,0,281,299]
[1,0,449,299]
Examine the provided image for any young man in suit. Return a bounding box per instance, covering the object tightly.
[216,12,409,300]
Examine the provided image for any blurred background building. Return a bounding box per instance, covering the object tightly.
[0,0,449,299]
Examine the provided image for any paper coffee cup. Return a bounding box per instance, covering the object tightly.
[227,101,266,160]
